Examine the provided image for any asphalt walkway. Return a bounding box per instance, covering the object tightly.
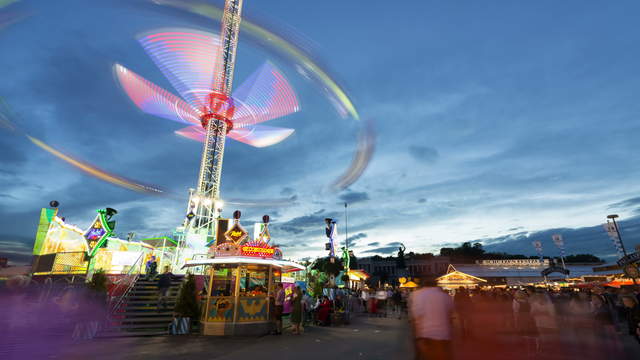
[58,312,640,360]
[62,315,414,360]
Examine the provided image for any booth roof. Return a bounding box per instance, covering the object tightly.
[182,257,306,272]
[451,264,620,278]
[400,281,418,288]
[139,236,177,248]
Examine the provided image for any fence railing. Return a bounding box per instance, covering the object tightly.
[108,252,144,314]
[33,251,88,275]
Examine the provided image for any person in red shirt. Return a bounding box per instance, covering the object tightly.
[317,296,332,326]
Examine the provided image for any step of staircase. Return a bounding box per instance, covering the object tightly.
[98,330,169,338]
[124,299,177,304]
[99,275,185,338]
[118,316,174,323]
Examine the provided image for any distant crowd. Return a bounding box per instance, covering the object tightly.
[406,279,640,360]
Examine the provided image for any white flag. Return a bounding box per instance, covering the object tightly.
[604,222,619,238]
[532,241,542,250]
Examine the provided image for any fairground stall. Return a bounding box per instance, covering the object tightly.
[437,265,487,289]
[30,205,175,278]
[183,213,305,336]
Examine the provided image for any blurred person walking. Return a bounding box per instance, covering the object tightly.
[392,288,403,319]
[622,295,640,344]
[290,286,303,335]
[273,283,285,335]
[512,290,539,358]
[302,290,313,325]
[361,288,370,313]
[409,276,454,360]
[376,288,388,317]
[146,256,158,281]
[530,292,558,352]
[156,266,173,310]
[454,288,471,338]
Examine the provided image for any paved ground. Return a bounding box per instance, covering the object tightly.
[62,315,414,360]
[57,313,640,360]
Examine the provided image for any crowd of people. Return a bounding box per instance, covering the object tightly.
[407,278,640,360]
[358,287,408,317]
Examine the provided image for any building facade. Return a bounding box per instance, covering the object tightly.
[358,255,451,284]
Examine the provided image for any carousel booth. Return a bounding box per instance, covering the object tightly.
[183,213,304,336]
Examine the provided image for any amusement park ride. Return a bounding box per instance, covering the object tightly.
[115,0,299,249]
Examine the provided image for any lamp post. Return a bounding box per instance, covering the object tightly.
[214,200,225,219]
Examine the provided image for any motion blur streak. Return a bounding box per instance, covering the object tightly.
[150,0,360,121]
[1,95,165,195]
[0,0,28,30]
[231,62,299,129]
[149,0,376,190]
[225,196,298,208]
[331,118,376,191]
[138,29,222,110]
[27,136,165,195]
[114,63,202,125]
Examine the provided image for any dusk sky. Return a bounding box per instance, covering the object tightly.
[1,0,640,265]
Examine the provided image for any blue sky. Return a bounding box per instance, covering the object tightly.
[1,0,640,264]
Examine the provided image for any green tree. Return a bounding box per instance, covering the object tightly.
[564,254,603,263]
[174,274,199,319]
[87,269,108,294]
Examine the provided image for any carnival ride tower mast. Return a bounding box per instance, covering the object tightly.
[189,0,244,240]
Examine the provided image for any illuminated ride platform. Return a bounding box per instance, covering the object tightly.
[182,215,304,336]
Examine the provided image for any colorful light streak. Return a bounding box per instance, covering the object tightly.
[147,0,374,190]
[0,97,165,195]
[138,29,223,110]
[27,136,165,195]
[0,2,372,198]
[118,31,299,148]
[150,0,359,121]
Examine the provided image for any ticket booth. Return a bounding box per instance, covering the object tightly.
[184,257,304,335]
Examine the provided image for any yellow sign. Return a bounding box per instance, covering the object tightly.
[241,246,275,255]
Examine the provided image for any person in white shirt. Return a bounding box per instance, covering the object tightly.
[376,288,388,317]
[409,276,454,360]
[361,289,370,313]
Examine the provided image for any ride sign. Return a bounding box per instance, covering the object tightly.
[83,209,113,257]
[617,252,640,267]
[224,222,248,244]
[241,241,276,258]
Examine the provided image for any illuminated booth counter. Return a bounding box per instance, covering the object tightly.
[183,255,305,336]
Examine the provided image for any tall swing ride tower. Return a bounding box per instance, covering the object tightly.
[115,0,298,253]
[187,0,244,242]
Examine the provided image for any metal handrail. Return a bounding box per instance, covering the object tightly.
[109,252,144,314]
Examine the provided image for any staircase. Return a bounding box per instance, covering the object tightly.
[101,275,184,337]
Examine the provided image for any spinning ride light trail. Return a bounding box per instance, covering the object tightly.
[150,0,359,121]
[115,0,300,243]
[145,0,374,190]
[0,1,372,198]
[0,98,166,195]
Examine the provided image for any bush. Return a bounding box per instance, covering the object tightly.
[174,274,199,319]
[87,269,108,294]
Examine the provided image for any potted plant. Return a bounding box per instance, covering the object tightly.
[172,273,198,335]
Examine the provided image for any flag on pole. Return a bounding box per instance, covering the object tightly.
[603,222,625,259]
[325,219,337,258]
[532,240,544,263]
[551,234,565,257]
